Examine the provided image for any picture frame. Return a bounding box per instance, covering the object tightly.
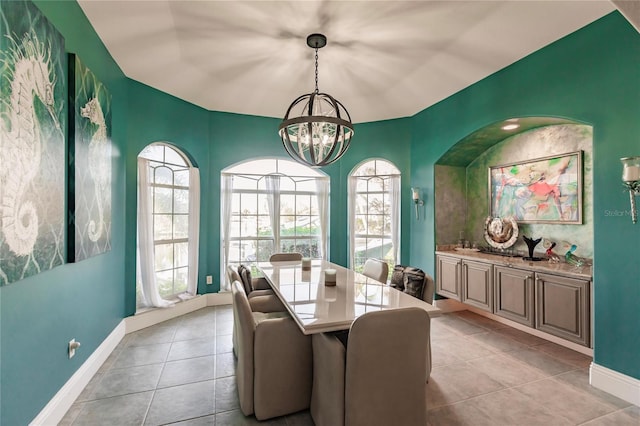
[488,151,582,224]
[67,53,113,262]
[0,0,66,284]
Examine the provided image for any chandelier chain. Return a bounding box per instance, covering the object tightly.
[314,47,319,93]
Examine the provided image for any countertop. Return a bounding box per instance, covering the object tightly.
[436,249,592,280]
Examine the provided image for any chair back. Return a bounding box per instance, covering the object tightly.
[269,252,303,262]
[227,265,242,285]
[423,273,435,304]
[232,280,256,415]
[362,258,389,283]
[345,308,429,426]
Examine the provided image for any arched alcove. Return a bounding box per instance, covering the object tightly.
[435,117,594,259]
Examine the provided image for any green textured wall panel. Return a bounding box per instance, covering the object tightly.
[465,124,593,258]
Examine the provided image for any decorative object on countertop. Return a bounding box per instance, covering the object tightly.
[279,33,354,168]
[301,257,311,270]
[324,269,336,286]
[522,236,543,261]
[563,243,584,267]
[620,156,640,224]
[411,187,424,220]
[489,151,582,224]
[542,239,561,263]
[484,216,519,250]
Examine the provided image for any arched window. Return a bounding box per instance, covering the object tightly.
[137,143,200,310]
[348,159,401,277]
[221,158,329,289]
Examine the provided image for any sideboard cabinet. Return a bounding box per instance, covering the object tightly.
[435,251,592,347]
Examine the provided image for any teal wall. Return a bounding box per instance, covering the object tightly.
[410,12,640,380]
[123,80,211,313]
[1,2,639,424]
[1,1,128,424]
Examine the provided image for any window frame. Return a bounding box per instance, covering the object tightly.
[138,143,194,304]
[349,159,401,276]
[222,158,329,274]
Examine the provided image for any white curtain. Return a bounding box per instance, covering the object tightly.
[389,176,401,265]
[221,174,234,291]
[348,176,358,268]
[186,167,200,296]
[316,178,330,259]
[265,175,281,254]
[137,157,173,308]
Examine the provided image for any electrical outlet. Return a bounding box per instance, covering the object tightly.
[68,339,81,359]
[206,275,213,285]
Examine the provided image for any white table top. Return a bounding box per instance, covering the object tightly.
[258,259,441,335]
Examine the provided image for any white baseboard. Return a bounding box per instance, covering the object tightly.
[590,362,640,406]
[31,292,233,425]
[30,320,126,426]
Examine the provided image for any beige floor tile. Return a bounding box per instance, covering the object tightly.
[453,310,509,330]
[513,377,618,424]
[554,369,632,410]
[581,405,640,426]
[426,363,504,408]
[427,400,495,426]
[467,353,547,387]
[431,334,496,363]
[534,342,592,368]
[467,330,529,353]
[468,388,572,426]
[493,326,550,347]
[507,347,576,376]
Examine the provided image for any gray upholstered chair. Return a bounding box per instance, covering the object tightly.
[310,307,430,426]
[362,258,389,283]
[232,280,313,420]
[422,273,435,304]
[269,252,303,262]
[226,265,284,313]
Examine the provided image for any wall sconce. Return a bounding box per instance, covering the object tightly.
[411,187,424,220]
[621,156,640,224]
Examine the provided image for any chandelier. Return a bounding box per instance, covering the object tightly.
[278,33,354,168]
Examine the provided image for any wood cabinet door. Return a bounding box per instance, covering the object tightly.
[462,260,493,312]
[436,255,461,301]
[494,266,534,327]
[535,272,590,347]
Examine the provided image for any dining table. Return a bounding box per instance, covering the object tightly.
[258,259,441,335]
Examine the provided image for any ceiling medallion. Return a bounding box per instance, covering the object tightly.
[278,33,354,168]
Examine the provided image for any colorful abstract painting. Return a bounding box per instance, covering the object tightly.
[68,54,112,262]
[0,0,66,285]
[489,151,582,224]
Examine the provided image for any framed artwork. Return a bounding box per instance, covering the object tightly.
[68,53,112,262]
[0,0,66,285]
[489,151,582,224]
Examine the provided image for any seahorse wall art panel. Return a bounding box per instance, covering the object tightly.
[0,0,66,285]
[68,53,112,262]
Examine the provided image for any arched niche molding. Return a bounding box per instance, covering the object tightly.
[434,116,594,259]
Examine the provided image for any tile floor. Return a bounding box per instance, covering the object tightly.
[60,306,639,425]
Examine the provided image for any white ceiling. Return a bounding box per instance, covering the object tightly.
[77,1,617,124]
